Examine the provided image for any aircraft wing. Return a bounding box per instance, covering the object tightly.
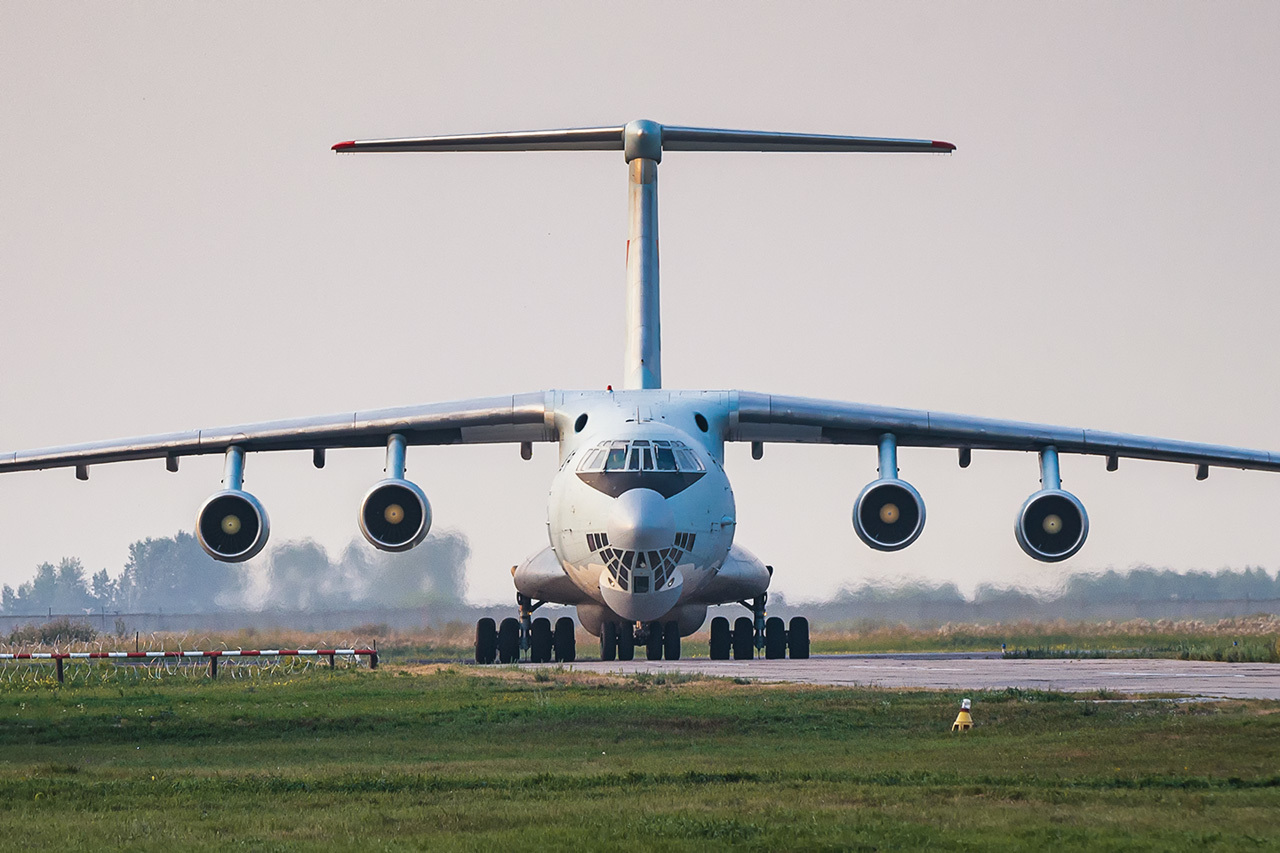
[0,392,555,476]
[731,391,1280,473]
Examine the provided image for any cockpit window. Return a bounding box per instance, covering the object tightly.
[604,447,628,471]
[577,439,704,473]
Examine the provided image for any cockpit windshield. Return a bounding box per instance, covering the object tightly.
[577,439,705,473]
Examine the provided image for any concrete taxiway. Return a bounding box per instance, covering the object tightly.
[536,653,1280,700]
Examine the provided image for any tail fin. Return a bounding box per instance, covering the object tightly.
[334,120,953,391]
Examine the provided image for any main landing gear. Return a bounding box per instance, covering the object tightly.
[708,594,809,660]
[600,620,681,661]
[474,594,577,664]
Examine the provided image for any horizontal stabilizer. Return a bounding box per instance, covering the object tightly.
[333,120,954,160]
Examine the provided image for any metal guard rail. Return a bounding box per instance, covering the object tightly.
[0,648,379,682]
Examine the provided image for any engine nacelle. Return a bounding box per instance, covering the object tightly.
[1015,488,1088,562]
[853,478,926,551]
[359,478,431,551]
[196,489,270,562]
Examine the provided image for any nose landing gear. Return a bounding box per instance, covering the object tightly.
[601,620,681,661]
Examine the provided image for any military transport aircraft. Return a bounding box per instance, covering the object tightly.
[4,121,1278,665]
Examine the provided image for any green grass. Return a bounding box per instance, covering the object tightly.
[1,665,1279,850]
[806,617,1280,662]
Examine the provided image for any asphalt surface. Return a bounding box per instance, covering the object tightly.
[531,653,1280,700]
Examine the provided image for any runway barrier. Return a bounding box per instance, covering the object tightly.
[0,648,379,682]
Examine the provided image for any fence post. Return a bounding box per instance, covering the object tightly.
[328,653,335,669]
[209,656,218,679]
[55,656,64,684]
[369,651,378,670]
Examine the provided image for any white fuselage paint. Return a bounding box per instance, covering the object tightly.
[529,390,766,630]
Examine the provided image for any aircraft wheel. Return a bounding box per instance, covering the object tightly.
[732,616,755,660]
[554,617,576,662]
[709,616,731,660]
[618,623,636,661]
[475,617,497,664]
[765,616,786,659]
[497,617,521,663]
[663,620,681,660]
[601,622,618,661]
[645,622,664,660]
[788,616,810,659]
[530,617,553,663]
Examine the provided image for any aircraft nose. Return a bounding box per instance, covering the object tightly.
[606,488,675,552]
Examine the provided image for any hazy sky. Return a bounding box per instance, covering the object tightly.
[2,3,1279,605]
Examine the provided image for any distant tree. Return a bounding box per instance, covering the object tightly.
[0,558,95,615]
[118,531,244,613]
[90,568,117,611]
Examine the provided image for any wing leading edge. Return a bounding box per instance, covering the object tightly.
[731,391,1280,473]
[0,393,556,475]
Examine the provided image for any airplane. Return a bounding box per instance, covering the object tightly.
[5,120,1280,666]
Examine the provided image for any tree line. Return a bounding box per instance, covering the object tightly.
[0,530,471,616]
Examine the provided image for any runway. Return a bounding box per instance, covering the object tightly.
[535,653,1280,700]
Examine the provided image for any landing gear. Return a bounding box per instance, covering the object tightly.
[710,594,810,660]
[732,616,755,660]
[709,616,731,660]
[641,621,682,661]
[497,617,521,663]
[788,616,810,659]
[646,623,663,661]
[530,617,553,663]
[617,623,636,661]
[475,617,497,664]
[601,622,618,661]
[663,620,681,661]
[553,616,576,663]
[764,616,786,659]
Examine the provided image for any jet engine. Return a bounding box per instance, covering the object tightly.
[359,478,431,551]
[1015,489,1088,562]
[197,489,270,562]
[853,478,926,551]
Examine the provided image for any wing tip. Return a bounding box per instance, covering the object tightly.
[332,140,355,152]
[932,140,956,152]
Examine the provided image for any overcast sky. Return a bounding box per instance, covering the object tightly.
[2,2,1279,605]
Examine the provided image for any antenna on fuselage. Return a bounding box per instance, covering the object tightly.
[333,122,954,391]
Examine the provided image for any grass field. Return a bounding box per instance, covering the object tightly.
[1,664,1279,850]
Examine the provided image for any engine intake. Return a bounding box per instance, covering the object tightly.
[853,479,926,551]
[197,490,270,562]
[359,478,431,551]
[1015,489,1088,562]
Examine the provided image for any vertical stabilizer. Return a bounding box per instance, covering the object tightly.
[623,121,663,390]
[333,122,953,391]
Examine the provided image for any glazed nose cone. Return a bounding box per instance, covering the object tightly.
[606,488,676,552]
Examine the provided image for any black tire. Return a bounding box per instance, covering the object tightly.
[646,622,664,660]
[732,616,755,660]
[475,617,497,664]
[497,617,521,664]
[530,617,553,663]
[554,617,576,663]
[601,622,617,662]
[765,616,786,659]
[709,616,731,660]
[788,616,810,659]
[617,623,635,661]
[663,620,681,660]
